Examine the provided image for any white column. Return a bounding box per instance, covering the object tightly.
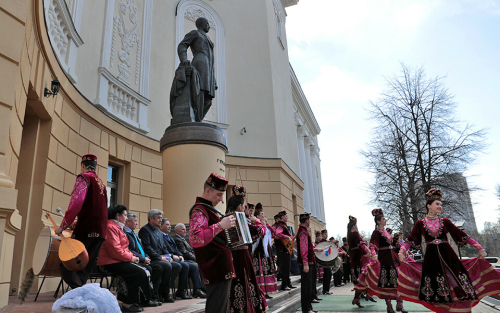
[314,149,326,221]
[304,137,316,218]
[297,126,311,213]
[309,143,321,220]
[311,148,324,222]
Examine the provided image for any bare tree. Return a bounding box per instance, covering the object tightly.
[362,64,486,234]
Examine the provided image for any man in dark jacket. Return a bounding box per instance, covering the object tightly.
[160,218,206,299]
[138,209,181,303]
[124,213,163,303]
[173,223,196,263]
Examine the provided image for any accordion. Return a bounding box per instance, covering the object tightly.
[224,211,253,249]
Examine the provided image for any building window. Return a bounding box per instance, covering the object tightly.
[107,165,119,208]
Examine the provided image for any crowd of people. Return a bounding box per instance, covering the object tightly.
[55,155,500,313]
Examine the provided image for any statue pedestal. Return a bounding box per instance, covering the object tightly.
[160,123,227,224]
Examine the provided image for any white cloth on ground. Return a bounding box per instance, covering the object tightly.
[52,283,121,313]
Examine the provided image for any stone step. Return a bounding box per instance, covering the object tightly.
[267,279,324,313]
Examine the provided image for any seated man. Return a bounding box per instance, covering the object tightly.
[160,218,206,299]
[173,223,196,263]
[139,209,182,303]
[124,212,163,304]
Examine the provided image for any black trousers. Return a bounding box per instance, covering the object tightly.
[277,251,291,289]
[334,267,343,286]
[60,238,104,289]
[300,265,313,313]
[142,262,162,299]
[323,267,332,291]
[311,264,318,299]
[101,262,151,304]
[151,260,182,299]
[343,263,351,283]
[206,279,231,313]
[172,259,202,291]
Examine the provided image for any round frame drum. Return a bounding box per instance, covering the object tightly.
[32,227,73,277]
[315,241,339,268]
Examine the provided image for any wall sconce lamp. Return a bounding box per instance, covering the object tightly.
[240,127,246,135]
[44,78,60,98]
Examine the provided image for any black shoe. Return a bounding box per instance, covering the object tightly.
[281,286,291,291]
[265,294,273,299]
[175,290,193,300]
[141,300,159,307]
[288,285,297,289]
[121,305,143,312]
[312,299,320,303]
[323,291,332,295]
[162,296,175,303]
[192,289,207,298]
[151,298,162,306]
[315,297,323,301]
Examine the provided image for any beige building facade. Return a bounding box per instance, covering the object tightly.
[0,0,325,308]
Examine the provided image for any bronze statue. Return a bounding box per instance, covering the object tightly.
[170,17,217,124]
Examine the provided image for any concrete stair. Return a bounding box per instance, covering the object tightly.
[162,275,324,313]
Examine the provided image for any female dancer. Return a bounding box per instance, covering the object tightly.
[398,189,500,313]
[226,194,268,313]
[348,215,376,308]
[356,209,407,313]
[252,204,279,299]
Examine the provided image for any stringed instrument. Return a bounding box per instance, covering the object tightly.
[282,236,295,255]
[45,212,89,271]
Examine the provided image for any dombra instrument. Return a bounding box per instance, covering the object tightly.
[43,212,89,271]
[315,241,339,269]
[281,236,295,255]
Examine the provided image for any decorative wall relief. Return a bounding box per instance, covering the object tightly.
[115,0,140,86]
[184,8,216,30]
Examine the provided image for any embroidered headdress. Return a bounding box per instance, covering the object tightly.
[321,229,328,234]
[247,203,255,210]
[81,154,97,163]
[255,203,263,211]
[349,215,357,224]
[299,213,310,220]
[277,210,287,218]
[342,237,347,242]
[371,208,384,217]
[315,231,321,237]
[426,189,442,201]
[205,173,228,191]
[232,185,246,198]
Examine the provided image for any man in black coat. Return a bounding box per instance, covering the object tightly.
[173,223,196,263]
[124,213,163,304]
[138,210,181,303]
[160,218,206,299]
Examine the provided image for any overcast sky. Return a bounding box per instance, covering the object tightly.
[286,0,500,238]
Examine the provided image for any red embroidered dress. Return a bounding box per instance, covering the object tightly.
[356,228,400,300]
[229,218,268,313]
[189,197,235,285]
[398,217,500,313]
[252,224,279,296]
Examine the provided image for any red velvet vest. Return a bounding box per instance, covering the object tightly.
[73,171,108,240]
[274,221,291,252]
[296,226,315,266]
[190,197,235,285]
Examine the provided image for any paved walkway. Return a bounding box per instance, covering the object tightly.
[310,283,499,313]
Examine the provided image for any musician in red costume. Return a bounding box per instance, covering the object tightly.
[314,231,324,283]
[226,187,268,313]
[348,215,377,308]
[356,209,407,313]
[189,173,236,313]
[318,230,333,294]
[341,237,351,284]
[397,189,500,313]
[55,154,108,288]
[297,213,323,313]
[274,210,295,291]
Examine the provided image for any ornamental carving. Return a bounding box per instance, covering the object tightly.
[114,0,141,85]
[184,8,216,30]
